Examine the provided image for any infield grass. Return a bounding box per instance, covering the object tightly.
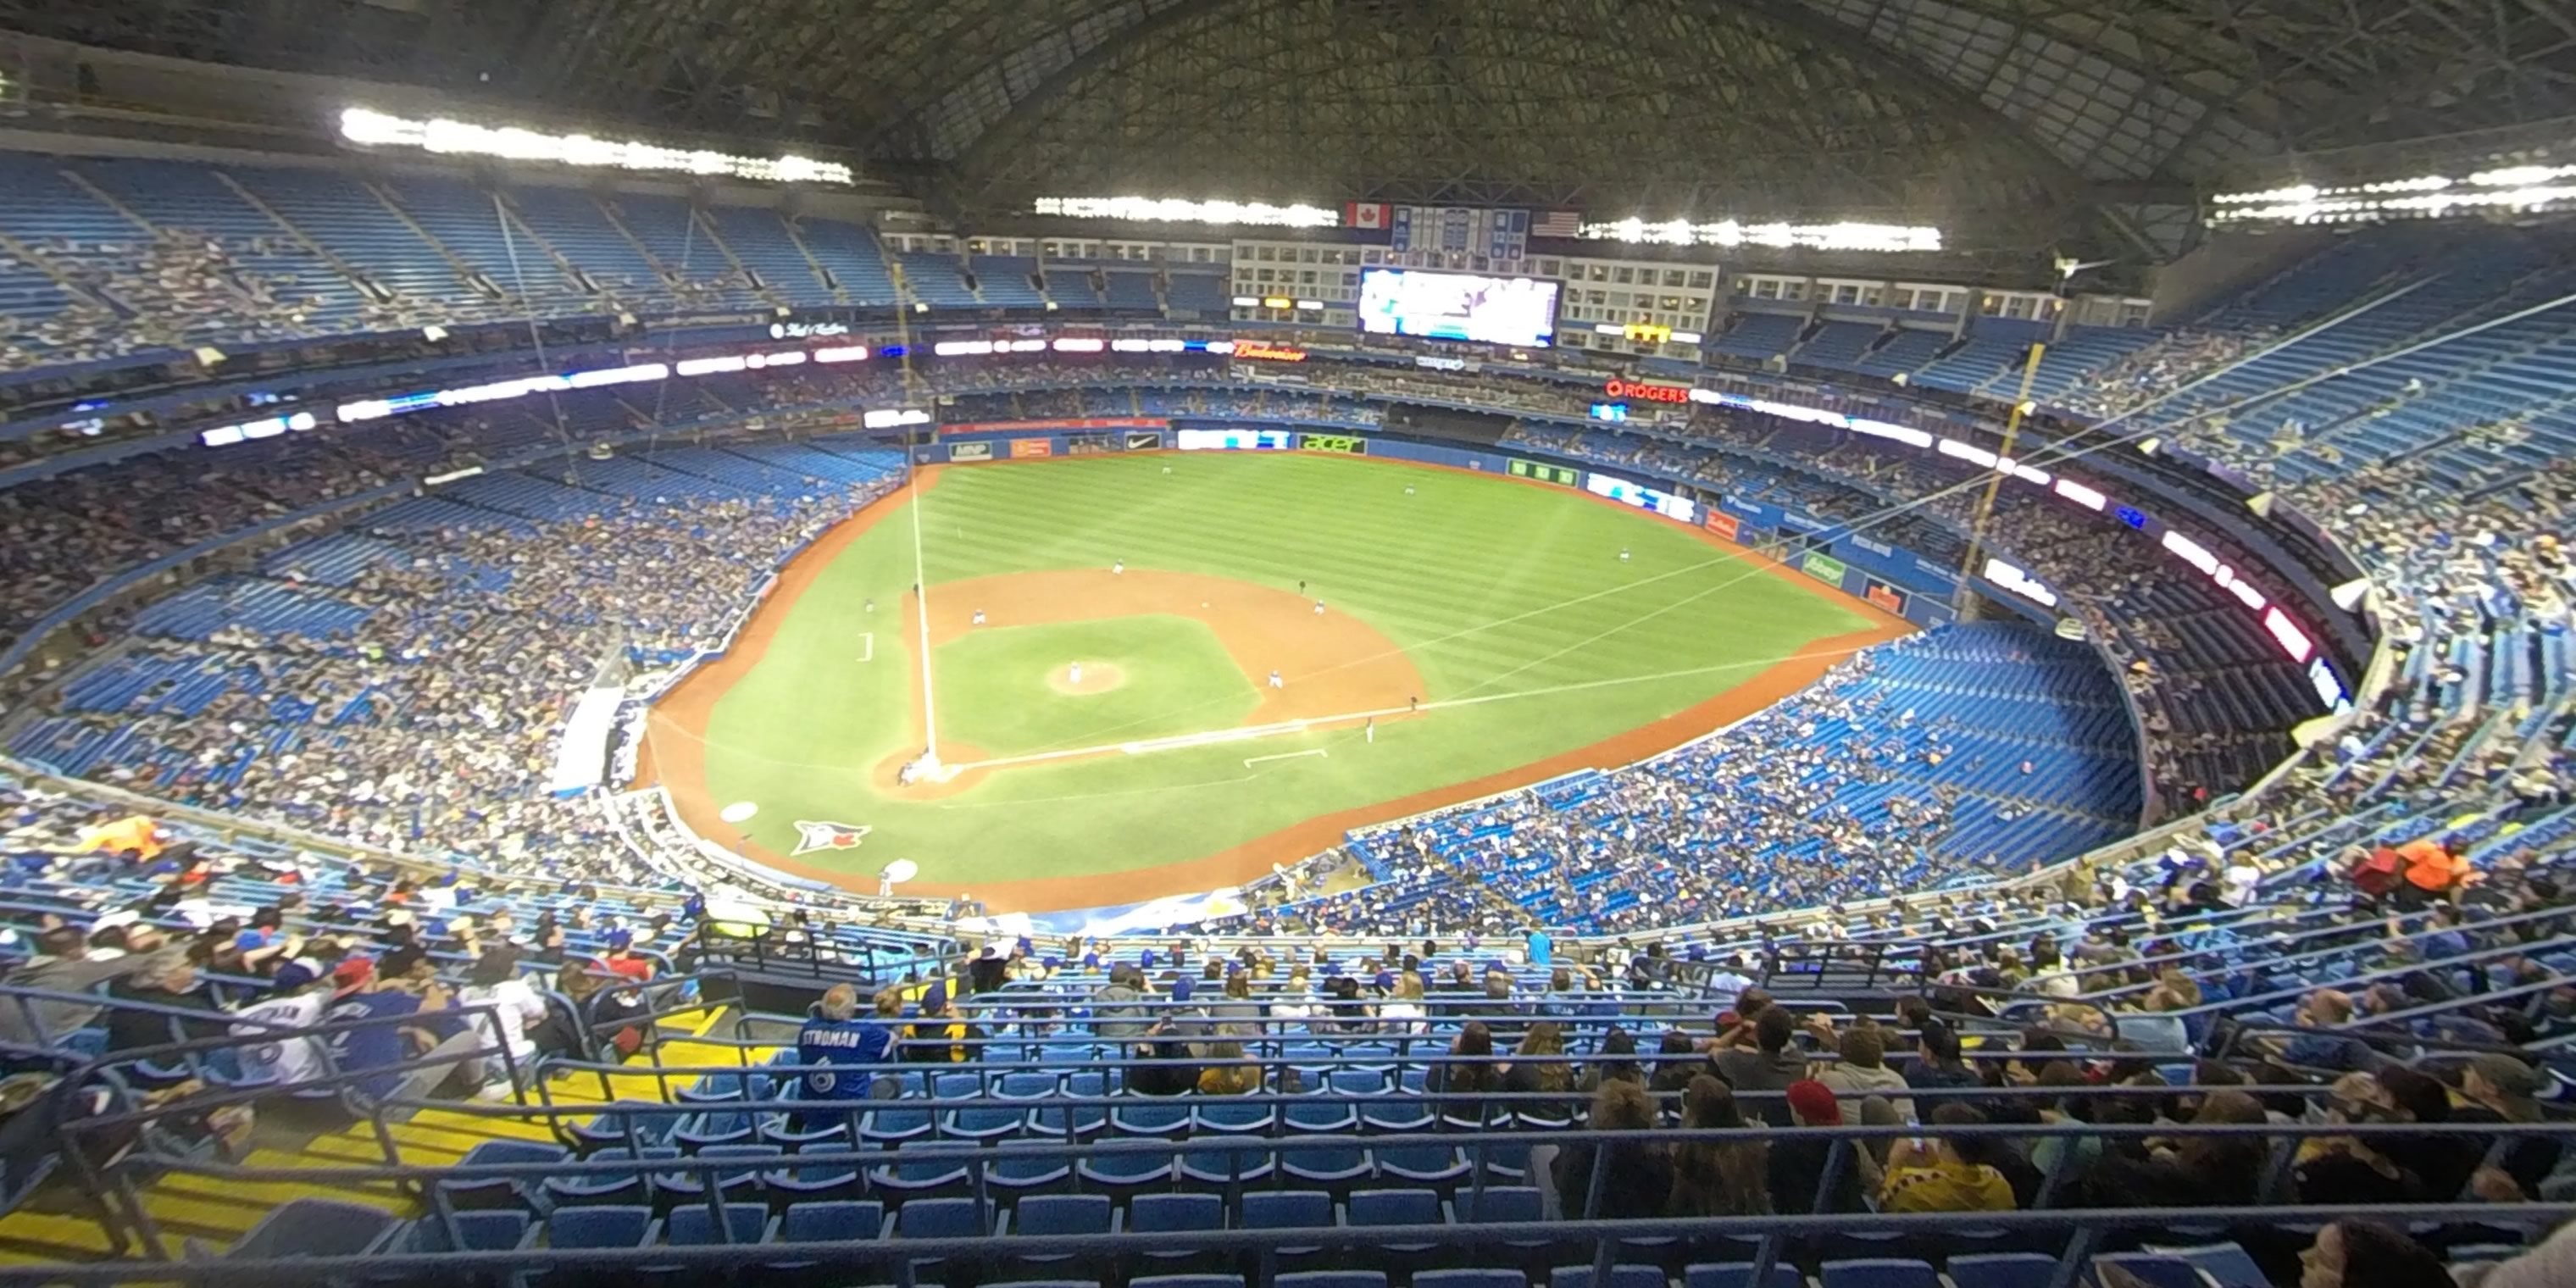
[933,617,1259,757]
[683,452,1883,896]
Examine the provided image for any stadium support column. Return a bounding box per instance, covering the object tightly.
[1951,342,2046,622]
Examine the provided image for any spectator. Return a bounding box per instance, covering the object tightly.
[1667,1074,1771,1216]
[1555,1081,1669,1219]
[328,952,495,1108]
[2371,1064,2479,1201]
[1717,1007,1807,1126]
[2294,1219,2453,1288]
[1208,970,1265,1040]
[1480,970,1530,1046]
[1196,1041,1262,1096]
[903,982,979,1064]
[1126,1015,1201,1096]
[1091,963,1150,1042]
[103,952,226,1054]
[455,947,546,1099]
[1648,1030,1719,1096]
[1581,1026,1644,1093]
[1503,1021,1577,1113]
[1425,1020,1502,1115]
[2076,1089,2269,1208]
[1377,971,1429,1035]
[1878,1103,2017,1213]
[1906,1019,1980,1091]
[1770,1078,1864,1213]
[0,924,178,1046]
[2259,989,2371,1072]
[2451,1053,2560,1198]
[796,984,900,1102]
[1812,1020,1916,1122]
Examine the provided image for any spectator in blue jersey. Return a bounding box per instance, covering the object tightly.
[1525,924,1552,968]
[796,983,902,1104]
[326,949,494,1108]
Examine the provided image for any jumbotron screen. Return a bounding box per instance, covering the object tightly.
[1357,268,1560,348]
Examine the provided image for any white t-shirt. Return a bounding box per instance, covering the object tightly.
[231,992,332,1086]
[459,978,547,1063]
[2220,862,2263,908]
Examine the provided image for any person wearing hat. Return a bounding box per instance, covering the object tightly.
[597,928,653,985]
[333,949,497,1108]
[2452,1053,2559,1198]
[968,942,1008,996]
[902,981,980,1064]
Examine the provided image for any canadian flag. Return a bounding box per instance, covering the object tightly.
[1345,202,1390,230]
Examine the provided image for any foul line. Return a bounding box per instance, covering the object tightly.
[938,640,1871,774]
[906,468,938,759]
[1244,748,1329,768]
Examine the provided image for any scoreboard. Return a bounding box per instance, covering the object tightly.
[1509,458,1582,486]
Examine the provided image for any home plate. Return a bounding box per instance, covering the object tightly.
[719,801,758,824]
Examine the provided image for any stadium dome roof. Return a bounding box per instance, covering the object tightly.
[10,0,2574,247]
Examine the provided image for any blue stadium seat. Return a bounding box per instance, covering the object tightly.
[1685,1264,1804,1288]
[1552,1265,1671,1288]
[1944,1252,2060,1288]
[1240,1191,1335,1267]
[764,1200,886,1279]
[440,1141,565,1212]
[2088,1255,2202,1288]
[1822,1258,1943,1288]
[1002,1194,1116,1275]
[1129,1192,1225,1274]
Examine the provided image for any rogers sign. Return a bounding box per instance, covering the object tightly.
[1603,378,1693,405]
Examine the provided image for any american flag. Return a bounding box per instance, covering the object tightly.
[1531,209,1583,238]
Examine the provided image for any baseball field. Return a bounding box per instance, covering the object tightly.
[640,450,1911,913]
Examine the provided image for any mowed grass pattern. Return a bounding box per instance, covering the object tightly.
[693,452,1877,889]
[933,617,1260,757]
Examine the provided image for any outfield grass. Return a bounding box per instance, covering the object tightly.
[933,616,1258,757]
[686,452,1881,895]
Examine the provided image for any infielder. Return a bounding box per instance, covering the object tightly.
[1268,669,1284,689]
[972,608,987,626]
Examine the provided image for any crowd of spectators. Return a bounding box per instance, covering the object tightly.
[19,470,894,886]
[2052,327,2278,421]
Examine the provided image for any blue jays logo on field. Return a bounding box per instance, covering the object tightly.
[791,820,872,856]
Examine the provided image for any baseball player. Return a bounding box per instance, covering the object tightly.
[1268,669,1284,689]
[972,608,987,626]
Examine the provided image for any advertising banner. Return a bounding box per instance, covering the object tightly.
[948,441,993,463]
[1124,430,1163,451]
[1802,552,1849,586]
[1066,435,1115,456]
[941,418,1167,435]
[1703,511,1741,542]
[1852,535,1895,558]
[1009,437,1053,459]
[1866,581,1905,614]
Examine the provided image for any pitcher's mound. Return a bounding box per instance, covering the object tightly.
[1048,662,1127,695]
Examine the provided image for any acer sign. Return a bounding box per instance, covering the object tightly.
[1603,378,1693,404]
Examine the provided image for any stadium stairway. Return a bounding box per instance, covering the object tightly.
[0,1009,760,1265]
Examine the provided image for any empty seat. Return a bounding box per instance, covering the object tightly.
[765,1200,886,1278]
[1130,1192,1226,1273]
[1552,1266,1669,1288]
[225,1198,402,1258]
[1685,1264,1804,1288]
[1345,1188,1447,1268]
[1002,1194,1116,1275]
[1240,1191,1335,1268]
[2089,1254,2201,1288]
[1278,1274,1389,1288]
[1822,1258,1941,1288]
[441,1140,566,1211]
[1945,1252,2058,1288]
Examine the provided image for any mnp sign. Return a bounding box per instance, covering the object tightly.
[1009,437,1053,458]
[948,441,993,463]
[1802,552,1848,586]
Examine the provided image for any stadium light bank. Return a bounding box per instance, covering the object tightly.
[2208,164,2576,226]
[1580,218,1942,253]
[1033,197,1341,228]
[338,107,855,186]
